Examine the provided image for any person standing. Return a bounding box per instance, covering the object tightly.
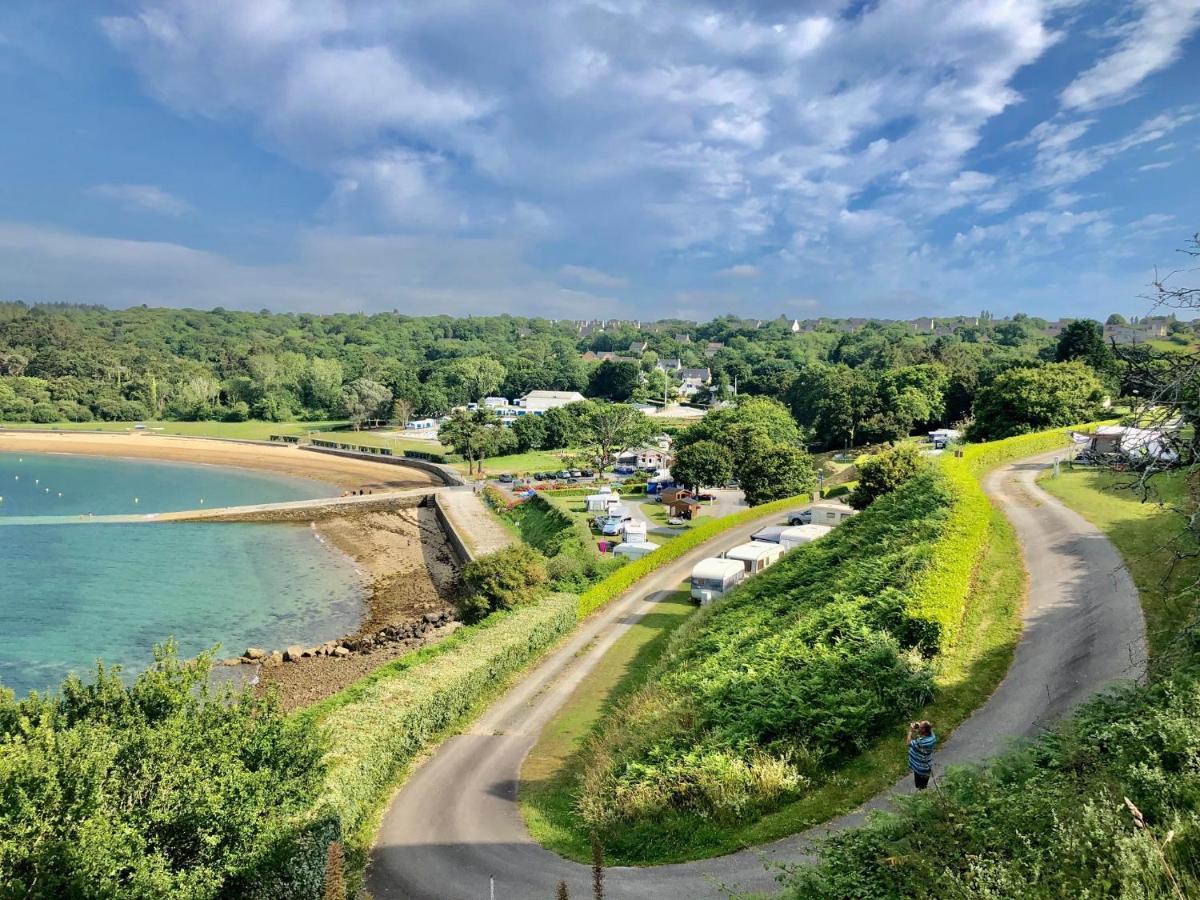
[907,720,937,790]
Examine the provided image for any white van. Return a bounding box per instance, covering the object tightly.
[690,557,746,604]
[778,523,834,550]
[613,540,658,561]
[724,540,784,574]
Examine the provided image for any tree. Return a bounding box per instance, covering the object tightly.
[670,440,733,490]
[850,444,927,509]
[1106,313,1127,325]
[391,397,414,426]
[787,365,872,449]
[1055,319,1115,376]
[339,378,392,429]
[587,360,641,402]
[457,544,548,622]
[675,395,801,468]
[968,362,1103,440]
[738,442,817,506]
[582,403,654,472]
[438,407,508,475]
[511,413,548,451]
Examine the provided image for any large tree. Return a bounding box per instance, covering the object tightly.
[582,403,654,472]
[850,444,927,509]
[1055,319,1115,377]
[670,439,733,490]
[339,378,392,429]
[438,407,511,474]
[738,441,817,506]
[968,362,1103,441]
[587,360,642,402]
[675,395,801,469]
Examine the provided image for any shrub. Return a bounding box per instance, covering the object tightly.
[0,645,325,899]
[849,443,927,509]
[740,443,818,506]
[29,401,56,423]
[458,544,548,622]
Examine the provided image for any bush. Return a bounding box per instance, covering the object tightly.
[458,544,548,622]
[29,401,57,423]
[0,645,326,899]
[850,443,927,509]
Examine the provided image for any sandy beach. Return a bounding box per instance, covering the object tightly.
[1,430,463,709]
[0,431,442,491]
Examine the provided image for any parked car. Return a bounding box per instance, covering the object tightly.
[579,469,594,477]
[667,515,685,526]
[570,469,582,478]
[556,469,572,479]
[787,509,813,526]
[696,492,715,502]
[497,473,514,483]
[614,464,637,475]
[533,472,548,481]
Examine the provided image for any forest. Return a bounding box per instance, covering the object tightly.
[1,302,1184,449]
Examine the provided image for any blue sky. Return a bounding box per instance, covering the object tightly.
[0,1,1196,320]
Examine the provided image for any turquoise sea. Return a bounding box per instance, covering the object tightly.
[0,452,365,696]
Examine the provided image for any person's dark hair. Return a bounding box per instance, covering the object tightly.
[918,720,933,736]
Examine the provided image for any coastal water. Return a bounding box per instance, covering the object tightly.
[0,452,365,696]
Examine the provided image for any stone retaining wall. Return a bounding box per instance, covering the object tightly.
[428,493,475,564]
[187,492,431,523]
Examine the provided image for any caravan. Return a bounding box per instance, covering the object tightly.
[778,524,834,550]
[723,541,784,574]
[690,557,746,604]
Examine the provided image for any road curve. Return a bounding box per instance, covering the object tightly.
[368,453,1146,899]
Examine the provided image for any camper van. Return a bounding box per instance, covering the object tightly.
[613,540,658,561]
[690,557,746,604]
[724,541,784,574]
[806,503,858,527]
[622,520,648,543]
[778,523,834,550]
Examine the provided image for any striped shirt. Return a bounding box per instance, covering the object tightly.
[908,734,936,774]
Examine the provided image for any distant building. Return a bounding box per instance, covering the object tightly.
[517,390,586,414]
[628,340,649,354]
[704,341,724,358]
[790,319,802,333]
[656,358,683,373]
[482,396,509,409]
[679,367,713,396]
[674,333,692,344]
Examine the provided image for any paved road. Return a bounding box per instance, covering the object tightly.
[368,453,1146,899]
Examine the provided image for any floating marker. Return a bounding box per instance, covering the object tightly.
[34,479,38,484]
[57,492,62,497]
[134,497,139,503]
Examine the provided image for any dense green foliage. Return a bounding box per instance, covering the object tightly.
[739,442,817,505]
[0,646,326,899]
[668,439,733,490]
[575,471,960,853]
[458,544,549,622]
[967,361,1104,440]
[850,443,928,509]
[786,660,1200,899]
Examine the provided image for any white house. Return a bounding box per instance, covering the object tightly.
[482,396,509,409]
[616,446,670,469]
[679,367,712,396]
[405,418,438,431]
[517,390,586,414]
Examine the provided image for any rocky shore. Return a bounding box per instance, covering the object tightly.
[244,504,463,710]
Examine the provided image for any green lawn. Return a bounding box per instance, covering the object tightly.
[517,504,1027,864]
[0,419,344,440]
[1039,466,1197,659]
[473,450,575,476]
[520,590,695,860]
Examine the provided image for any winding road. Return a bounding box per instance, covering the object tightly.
[367,453,1147,899]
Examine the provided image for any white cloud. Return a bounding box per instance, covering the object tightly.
[1061,0,1200,111]
[717,264,760,278]
[558,264,629,289]
[1138,161,1172,171]
[88,183,191,215]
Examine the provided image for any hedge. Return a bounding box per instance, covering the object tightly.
[303,594,576,871]
[576,493,811,618]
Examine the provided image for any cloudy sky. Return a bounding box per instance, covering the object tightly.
[0,1,1196,320]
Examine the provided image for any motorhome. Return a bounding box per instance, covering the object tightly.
[806,502,858,527]
[778,524,834,550]
[613,540,658,561]
[690,557,746,604]
[723,541,784,574]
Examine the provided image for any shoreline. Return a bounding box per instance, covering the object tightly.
[0,432,461,710]
[0,431,442,491]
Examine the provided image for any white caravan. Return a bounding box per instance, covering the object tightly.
[690,557,746,605]
[723,541,784,574]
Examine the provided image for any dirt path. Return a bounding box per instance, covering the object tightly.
[366,453,1146,899]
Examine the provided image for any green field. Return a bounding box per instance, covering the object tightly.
[0,419,344,440]
[1040,466,1197,658]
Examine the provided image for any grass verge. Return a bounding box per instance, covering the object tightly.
[1039,466,1197,660]
[521,590,695,860]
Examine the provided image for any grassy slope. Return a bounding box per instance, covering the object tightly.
[521,591,695,860]
[519,503,1024,864]
[0,419,343,440]
[1039,466,1196,659]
